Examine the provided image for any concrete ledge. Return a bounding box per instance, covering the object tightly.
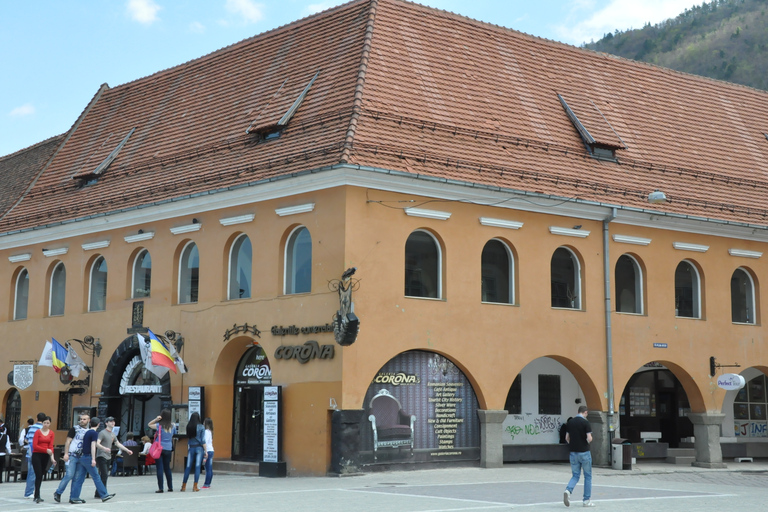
[503,444,569,462]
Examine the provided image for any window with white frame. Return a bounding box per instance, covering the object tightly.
[404,230,441,299]
[674,260,700,318]
[49,262,66,316]
[481,239,513,304]
[551,247,580,309]
[88,256,108,312]
[229,234,252,299]
[284,227,311,294]
[615,254,643,314]
[14,268,29,320]
[132,249,152,298]
[731,267,755,324]
[179,242,199,304]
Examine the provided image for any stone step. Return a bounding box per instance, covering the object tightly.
[666,455,695,465]
[211,459,260,475]
[667,448,695,457]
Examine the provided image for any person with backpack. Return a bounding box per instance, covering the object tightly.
[0,415,11,483]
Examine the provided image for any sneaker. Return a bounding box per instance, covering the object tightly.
[563,490,571,507]
[54,493,61,503]
[155,490,164,493]
[583,501,595,507]
[202,485,210,489]
[102,494,115,503]
[70,499,87,504]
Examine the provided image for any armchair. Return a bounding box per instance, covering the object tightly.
[368,389,415,461]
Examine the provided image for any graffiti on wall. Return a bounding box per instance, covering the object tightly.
[735,421,768,437]
[502,414,563,444]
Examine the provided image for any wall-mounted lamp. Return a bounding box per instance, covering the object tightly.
[648,190,667,204]
[69,335,102,358]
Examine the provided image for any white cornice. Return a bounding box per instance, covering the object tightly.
[673,242,709,253]
[479,217,523,230]
[275,203,315,217]
[3,164,768,251]
[729,248,762,259]
[404,207,451,220]
[8,253,31,263]
[170,223,202,235]
[219,214,255,226]
[81,240,110,251]
[43,248,68,258]
[124,231,155,243]
[613,235,652,246]
[550,226,590,238]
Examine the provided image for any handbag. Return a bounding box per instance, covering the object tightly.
[149,429,163,459]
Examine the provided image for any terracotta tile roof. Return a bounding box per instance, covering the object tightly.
[0,134,66,219]
[4,0,768,234]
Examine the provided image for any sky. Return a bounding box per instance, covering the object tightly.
[1,0,703,157]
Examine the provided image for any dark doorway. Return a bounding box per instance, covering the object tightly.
[5,388,21,443]
[233,385,264,461]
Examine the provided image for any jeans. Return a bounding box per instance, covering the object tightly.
[96,458,110,495]
[24,455,35,497]
[566,451,592,501]
[183,445,204,484]
[71,456,109,500]
[155,450,173,491]
[55,455,80,495]
[203,451,214,486]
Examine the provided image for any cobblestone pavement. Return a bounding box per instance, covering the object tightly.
[1,461,766,512]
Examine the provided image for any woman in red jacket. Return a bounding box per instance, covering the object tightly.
[32,415,56,503]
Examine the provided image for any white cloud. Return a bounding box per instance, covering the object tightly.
[9,104,35,118]
[126,0,161,25]
[555,0,702,45]
[225,0,264,23]
[189,21,206,33]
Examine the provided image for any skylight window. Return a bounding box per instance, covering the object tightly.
[558,94,626,161]
[72,127,135,181]
[246,70,320,138]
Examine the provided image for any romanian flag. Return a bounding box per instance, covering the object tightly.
[148,329,177,373]
[51,338,68,373]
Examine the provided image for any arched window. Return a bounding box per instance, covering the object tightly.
[285,227,311,294]
[481,239,513,304]
[674,260,700,318]
[404,230,441,299]
[89,256,108,312]
[14,268,29,320]
[229,234,252,299]
[49,262,66,316]
[132,249,152,298]
[615,254,642,314]
[179,242,200,304]
[731,268,755,324]
[551,247,580,309]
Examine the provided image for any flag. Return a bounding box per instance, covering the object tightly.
[148,329,177,373]
[39,341,53,367]
[168,339,187,374]
[51,338,68,373]
[137,332,169,379]
[65,343,88,378]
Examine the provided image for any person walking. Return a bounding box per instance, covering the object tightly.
[69,417,114,504]
[31,415,56,503]
[19,417,34,452]
[181,412,207,492]
[563,405,594,507]
[0,415,10,483]
[202,417,214,489]
[23,413,44,499]
[53,413,90,503]
[94,417,133,497]
[148,409,176,493]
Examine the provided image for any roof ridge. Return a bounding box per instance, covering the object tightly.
[0,84,108,223]
[106,0,368,94]
[0,133,64,161]
[340,0,378,164]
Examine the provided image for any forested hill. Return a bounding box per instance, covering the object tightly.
[583,0,768,91]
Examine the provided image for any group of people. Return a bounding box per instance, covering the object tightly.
[7,408,214,504]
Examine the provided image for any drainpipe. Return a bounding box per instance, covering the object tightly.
[603,208,617,445]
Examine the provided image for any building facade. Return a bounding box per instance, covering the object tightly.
[2,0,768,475]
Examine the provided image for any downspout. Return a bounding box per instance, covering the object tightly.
[603,208,617,444]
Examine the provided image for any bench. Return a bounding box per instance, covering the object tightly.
[640,431,662,443]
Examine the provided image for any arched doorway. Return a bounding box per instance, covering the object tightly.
[100,335,172,438]
[232,344,271,461]
[4,388,21,442]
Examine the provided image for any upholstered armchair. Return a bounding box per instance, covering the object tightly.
[368,389,416,461]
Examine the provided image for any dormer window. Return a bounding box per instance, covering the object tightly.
[558,93,626,160]
[246,70,319,138]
